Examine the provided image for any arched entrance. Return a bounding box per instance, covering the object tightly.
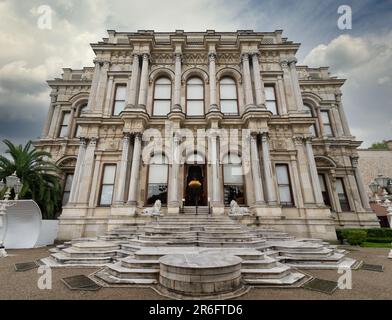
[184,152,207,206]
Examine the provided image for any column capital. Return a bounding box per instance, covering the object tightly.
[79,137,88,146]
[350,156,359,168]
[288,57,298,67]
[89,137,99,146]
[241,52,250,62]
[292,135,305,145]
[141,53,151,61]
[335,92,343,102]
[174,52,183,62]
[123,132,132,141]
[260,132,270,142]
[250,51,261,58]
[208,52,217,61]
[280,59,289,69]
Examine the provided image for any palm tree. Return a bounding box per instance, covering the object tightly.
[0,139,62,219]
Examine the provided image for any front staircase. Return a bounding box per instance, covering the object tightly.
[42,213,358,292]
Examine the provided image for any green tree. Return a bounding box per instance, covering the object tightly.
[0,140,62,219]
[370,140,388,149]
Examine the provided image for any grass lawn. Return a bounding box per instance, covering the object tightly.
[361,242,392,248]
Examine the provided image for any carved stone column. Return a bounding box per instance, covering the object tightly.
[126,53,140,108]
[137,53,150,109]
[127,133,142,205]
[351,156,371,210]
[95,61,110,112]
[288,57,304,111]
[76,137,98,204]
[241,53,254,108]
[251,53,266,108]
[209,133,220,203]
[276,75,288,115]
[87,60,102,111]
[173,53,183,112]
[169,134,180,206]
[335,93,351,136]
[250,133,265,204]
[68,137,88,204]
[261,133,277,205]
[304,137,324,205]
[42,91,58,137]
[208,52,219,112]
[114,133,131,204]
[280,60,296,112]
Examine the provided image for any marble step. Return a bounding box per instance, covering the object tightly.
[94,269,158,285]
[285,257,358,270]
[51,252,113,265]
[241,256,277,269]
[72,241,121,252]
[61,247,119,258]
[280,252,346,263]
[243,271,306,286]
[106,262,159,280]
[241,264,292,279]
[121,258,160,269]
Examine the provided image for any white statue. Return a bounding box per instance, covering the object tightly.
[229,200,250,216]
[142,200,162,216]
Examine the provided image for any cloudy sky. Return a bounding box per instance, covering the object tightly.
[0,0,391,154]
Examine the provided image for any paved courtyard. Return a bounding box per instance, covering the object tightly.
[0,246,391,300]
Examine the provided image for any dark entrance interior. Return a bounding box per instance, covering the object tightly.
[184,164,207,206]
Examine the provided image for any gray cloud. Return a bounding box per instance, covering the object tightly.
[0,0,391,154]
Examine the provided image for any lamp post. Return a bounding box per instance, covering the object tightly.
[0,172,23,257]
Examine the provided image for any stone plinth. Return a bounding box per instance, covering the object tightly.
[159,253,243,296]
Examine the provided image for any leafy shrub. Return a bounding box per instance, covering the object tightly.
[367,228,392,238]
[365,237,392,243]
[346,230,367,245]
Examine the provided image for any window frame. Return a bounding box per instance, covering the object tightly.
[98,164,117,207]
[303,103,318,137]
[336,177,351,212]
[222,152,245,206]
[152,77,172,117]
[185,77,205,117]
[275,163,295,207]
[320,109,334,137]
[62,173,74,206]
[264,84,278,115]
[112,84,127,116]
[219,77,239,115]
[58,111,71,138]
[145,154,169,206]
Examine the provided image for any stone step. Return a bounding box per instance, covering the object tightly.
[241,256,277,269]
[285,257,357,270]
[106,262,159,280]
[62,247,119,258]
[94,269,158,285]
[72,241,120,252]
[121,258,159,269]
[51,252,113,265]
[243,271,306,286]
[241,264,291,279]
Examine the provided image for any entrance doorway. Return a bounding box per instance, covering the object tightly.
[184,164,207,206]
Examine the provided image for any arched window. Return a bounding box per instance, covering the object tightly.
[147,153,168,205]
[186,77,204,116]
[153,77,172,116]
[220,77,238,114]
[223,153,245,205]
[303,103,317,137]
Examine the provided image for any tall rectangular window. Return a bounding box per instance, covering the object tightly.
[265,86,277,115]
[58,112,71,138]
[336,178,351,211]
[153,77,172,116]
[275,164,293,207]
[318,174,331,207]
[62,174,74,206]
[321,110,333,137]
[186,77,204,116]
[113,85,126,116]
[99,164,116,206]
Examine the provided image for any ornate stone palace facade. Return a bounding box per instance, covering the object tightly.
[34,30,378,240]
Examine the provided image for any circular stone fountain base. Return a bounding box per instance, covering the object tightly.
[159,253,243,297]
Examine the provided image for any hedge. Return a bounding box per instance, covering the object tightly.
[336,228,392,245]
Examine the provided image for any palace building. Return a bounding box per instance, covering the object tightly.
[34,30,379,240]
